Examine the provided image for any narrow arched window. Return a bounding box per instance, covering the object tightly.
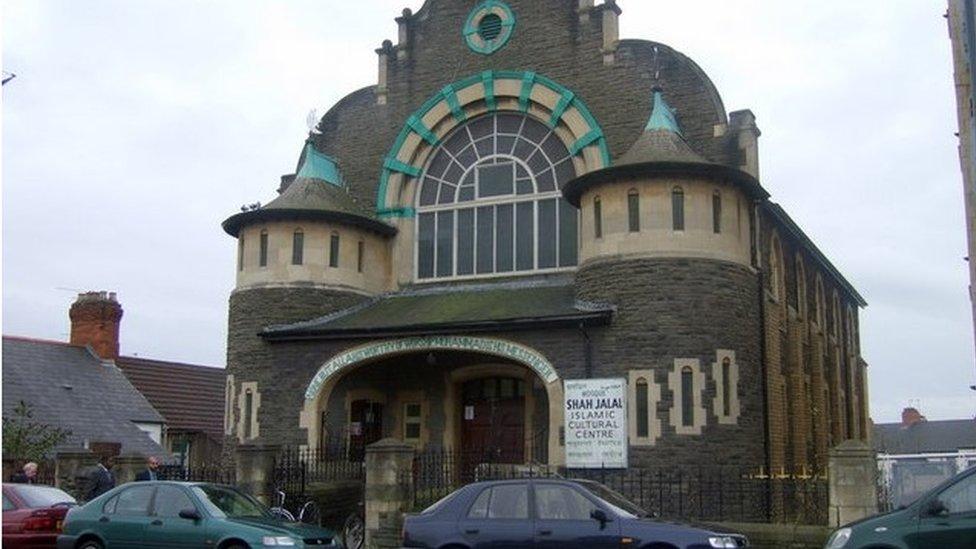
[627,189,640,232]
[769,235,784,301]
[832,292,841,337]
[681,367,694,426]
[672,187,685,231]
[292,230,304,265]
[712,191,722,234]
[357,240,365,273]
[721,358,731,417]
[243,390,254,439]
[795,256,807,317]
[815,276,826,328]
[594,196,603,238]
[237,237,245,272]
[636,378,649,438]
[329,233,340,268]
[259,230,269,267]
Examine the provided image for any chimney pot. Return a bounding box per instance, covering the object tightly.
[901,407,926,428]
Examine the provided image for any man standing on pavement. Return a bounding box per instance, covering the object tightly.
[11,462,38,484]
[86,456,116,501]
[134,456,160,481]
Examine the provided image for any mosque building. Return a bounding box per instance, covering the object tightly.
[221,0,868,473]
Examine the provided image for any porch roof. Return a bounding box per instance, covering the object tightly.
[261,279,614,341]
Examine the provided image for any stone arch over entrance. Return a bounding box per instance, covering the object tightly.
[300,336,565,465]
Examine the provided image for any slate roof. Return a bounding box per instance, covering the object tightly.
[873,420,976,455]
[115,356,226,442]
[262,278,614,340]
[1,336,166,456]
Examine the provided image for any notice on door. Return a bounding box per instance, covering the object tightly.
[564,378,628,469]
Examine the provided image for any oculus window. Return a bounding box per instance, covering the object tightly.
[416,113,579,280]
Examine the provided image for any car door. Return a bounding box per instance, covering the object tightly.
[532,482,620,549]
[456,482,534,548]
[144,485,210,549]
[909,471,976,549]
[2,487,29,537]
[99,485,155,549]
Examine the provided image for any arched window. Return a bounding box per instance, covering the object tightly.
[681,367,694,427]
[237,237,245,272]
[259,230,269,267]
[795,255,807,317]
[357,240,365,273]
[329,233,340,268]
[636,378,649,438]
[831,292,841,338]
[672,186,685,231]
[594,196,603,239]
[292,229,304,266]
[712,190,722,234]
[627,189,640,232]
[721,357,731,417]
[243,389,254,440]
[815,276,826,328]
[769,235,784,301]
[416,113,579,279]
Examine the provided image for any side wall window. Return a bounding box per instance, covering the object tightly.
[712,191,722,234]
[594,196,603,238]
[628,370,661,446]
[672,187,685,231]
[237,382,261,442]
[259,230,269,267]
[243,390,253,439]
[330,233,341,268]
[292,230,304,265]
[711,350,740,425]
[237,237,245,272]
[627,189,640,232]
[357,240,365,273]
[669,359,705,435]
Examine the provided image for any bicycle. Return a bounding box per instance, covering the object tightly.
[269,487,322,526]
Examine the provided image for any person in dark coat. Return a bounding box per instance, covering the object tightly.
[86,457,116,501]
[10,462,38,484]
[134,456,160,482]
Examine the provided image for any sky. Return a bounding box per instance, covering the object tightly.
[3,0,975,423]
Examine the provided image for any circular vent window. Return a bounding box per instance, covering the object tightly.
[464,1,515,55]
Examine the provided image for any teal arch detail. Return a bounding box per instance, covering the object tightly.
[463,1,517,56]
[376,71,611,218]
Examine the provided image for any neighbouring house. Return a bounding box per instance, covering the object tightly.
[2,291,226,467]
[874,407,976,508]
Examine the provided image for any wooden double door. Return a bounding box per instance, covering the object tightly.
[460,377,526,474]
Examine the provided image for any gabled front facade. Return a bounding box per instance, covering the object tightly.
[222,0,868,472]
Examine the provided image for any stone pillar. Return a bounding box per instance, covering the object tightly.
[235,444,280,506]
[828,440,878,527]
[375,41,392,105]
[55,449,97,501]
[729,110,761,179]
[114,454,145,485]
[365,439,414,549]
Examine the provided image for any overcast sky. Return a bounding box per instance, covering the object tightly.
[3,0,975,423]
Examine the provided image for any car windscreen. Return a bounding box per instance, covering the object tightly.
[16,485,76,508]
[191,485,270,519]
[574,480,644,518]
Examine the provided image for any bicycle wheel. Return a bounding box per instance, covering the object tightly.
[298,500,321,526]
[343,512,365,549]
[269,506,296,522]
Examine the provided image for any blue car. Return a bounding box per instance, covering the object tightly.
[401,478,748,548]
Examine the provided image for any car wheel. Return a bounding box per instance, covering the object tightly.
[343,512,365,549]
[77,540,104,549]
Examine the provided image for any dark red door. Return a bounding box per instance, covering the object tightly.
[460,378,525,479]
[349,400,383,461]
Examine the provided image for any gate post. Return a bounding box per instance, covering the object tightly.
[365,439,414,549]
[828,440,878,527]
[114,454,146,485]
[55,449,97,501]
[235,443,280,505]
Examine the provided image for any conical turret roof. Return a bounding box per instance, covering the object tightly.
[222,142,396,237]
[561,89,767,207]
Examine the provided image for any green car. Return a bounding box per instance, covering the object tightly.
[825,466,976,549]
[56,481,341,548]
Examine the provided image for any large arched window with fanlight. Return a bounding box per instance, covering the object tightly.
[416,112,579,280]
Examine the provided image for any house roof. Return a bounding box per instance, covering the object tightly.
[1,336,166,457]
[261,278,615,341]
[873,419,976,455]
[115,356,226,442]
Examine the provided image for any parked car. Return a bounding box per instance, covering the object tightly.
[56,481,340,548]
[824,465,976,549]
[402,478,748,548]
[2,483,77,548]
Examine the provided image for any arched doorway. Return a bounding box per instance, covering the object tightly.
[299,336,564,466]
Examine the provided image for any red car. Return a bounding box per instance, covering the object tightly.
[2,483,76,548]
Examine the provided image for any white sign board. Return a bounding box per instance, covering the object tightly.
[564,378,628,469]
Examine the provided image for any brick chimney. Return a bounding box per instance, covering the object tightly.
[69,291,123,360]
[901,407,926,428]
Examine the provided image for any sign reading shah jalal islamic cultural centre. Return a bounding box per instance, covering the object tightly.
[564,378,628,469]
